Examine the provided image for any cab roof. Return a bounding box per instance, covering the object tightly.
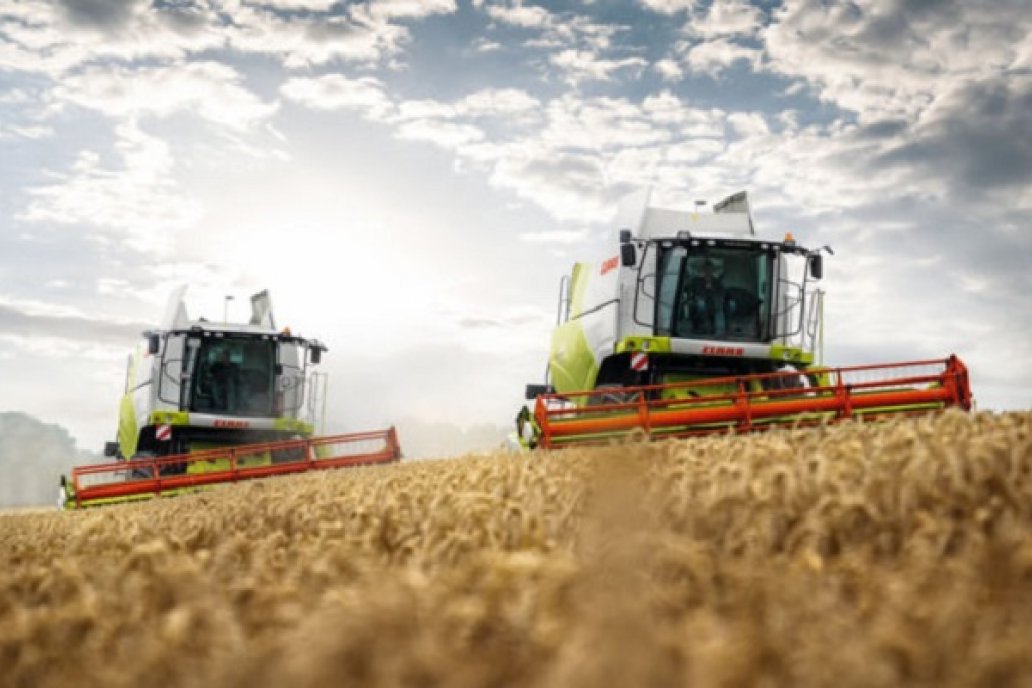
[615,188,756,241]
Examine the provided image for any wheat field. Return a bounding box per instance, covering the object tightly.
[2,410,1031,688]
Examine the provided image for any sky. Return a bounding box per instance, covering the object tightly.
[0,0,1029,456]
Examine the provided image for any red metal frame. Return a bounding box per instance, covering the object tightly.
[533,356,971,449]
[71,427,402,508]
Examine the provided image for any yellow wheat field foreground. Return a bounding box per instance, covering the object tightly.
[2,410,1031,688]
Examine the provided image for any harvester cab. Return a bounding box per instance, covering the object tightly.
[62,287,401,509]
[518,189,971,449]
[109,287,326,460]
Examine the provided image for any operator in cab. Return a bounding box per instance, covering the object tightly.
[688,259,724,335]
[208,348,240,412]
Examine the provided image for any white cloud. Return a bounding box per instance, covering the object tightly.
[490,151,609,222]
[224,8,410,68]
[519,228,591,245]
[455,88,540,117]
[0,1,223,76]
[360,0,458,21]
[0,0,434,78]
[472,38,502,53]
[549,49,647,84]
[393,88,541,122]
[641,92,724,135]
[247,0,339,9]
[687,0,764,38]
[396,119,485,149]
[281,82,734,222]
[18,122,202,254]
[486,2,553,29]
[756,0,1032,212]
[727,112,769,138]
[479,1,628,77]
[0,294,94,320]
[763,0,1032,122]
[0,123,53,141]
[541,96,675,150]
[55,61,278,131]
[653,58,684,81]
[685,38,761,76]
[637,0,696,14]
[281,74,395,120]
[395,98,458,121]
[0,334,121,362]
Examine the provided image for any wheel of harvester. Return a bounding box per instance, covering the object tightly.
[763,366,809,393]
[128,450,158,480]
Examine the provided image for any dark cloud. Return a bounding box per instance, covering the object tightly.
[307,18,372,40]
[156,1,211,34]
[877,76,1032,192]
[856,119,908,140]
[56,0,142,31]
[774,0,1020,64]
[0,303,148,345]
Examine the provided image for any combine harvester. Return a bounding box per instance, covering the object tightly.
[62,288,401,509]
[517,190,972,449]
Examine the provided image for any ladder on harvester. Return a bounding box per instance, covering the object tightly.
[529,356,971,449]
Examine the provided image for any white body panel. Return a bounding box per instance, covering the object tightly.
[571,260,622,367]
[571,189,821,369]
[126,289,319,434]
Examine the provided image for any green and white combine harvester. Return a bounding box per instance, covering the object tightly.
[62,288,401,509]
[517,189,972,449]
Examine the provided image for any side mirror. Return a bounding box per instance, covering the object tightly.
[103,441,119,457]
[619,229,632,244]
[310,348,322,365]
[621,243,637,267]
[525,383,555,399]
[809,254,823,280]
[147,333,161,355]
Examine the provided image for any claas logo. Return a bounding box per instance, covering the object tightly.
[214,419,250,429]
[600,256,619,275]
[702,346,745,356]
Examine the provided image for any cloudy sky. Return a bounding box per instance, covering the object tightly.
[0,0,1029,455]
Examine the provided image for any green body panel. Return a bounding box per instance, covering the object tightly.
[149,411,190,426]
[615,337,673,354]
[118,351,142,458]
[185,453,273,473]
[769,344,815,367]
[72,487,218,509]
[656,372,766,398]
[549,321,599,397]
[549,263,601,397]
[273,418,315,435]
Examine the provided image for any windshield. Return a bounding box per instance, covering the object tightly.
[190,337,277,416]
[655,243,773,341]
